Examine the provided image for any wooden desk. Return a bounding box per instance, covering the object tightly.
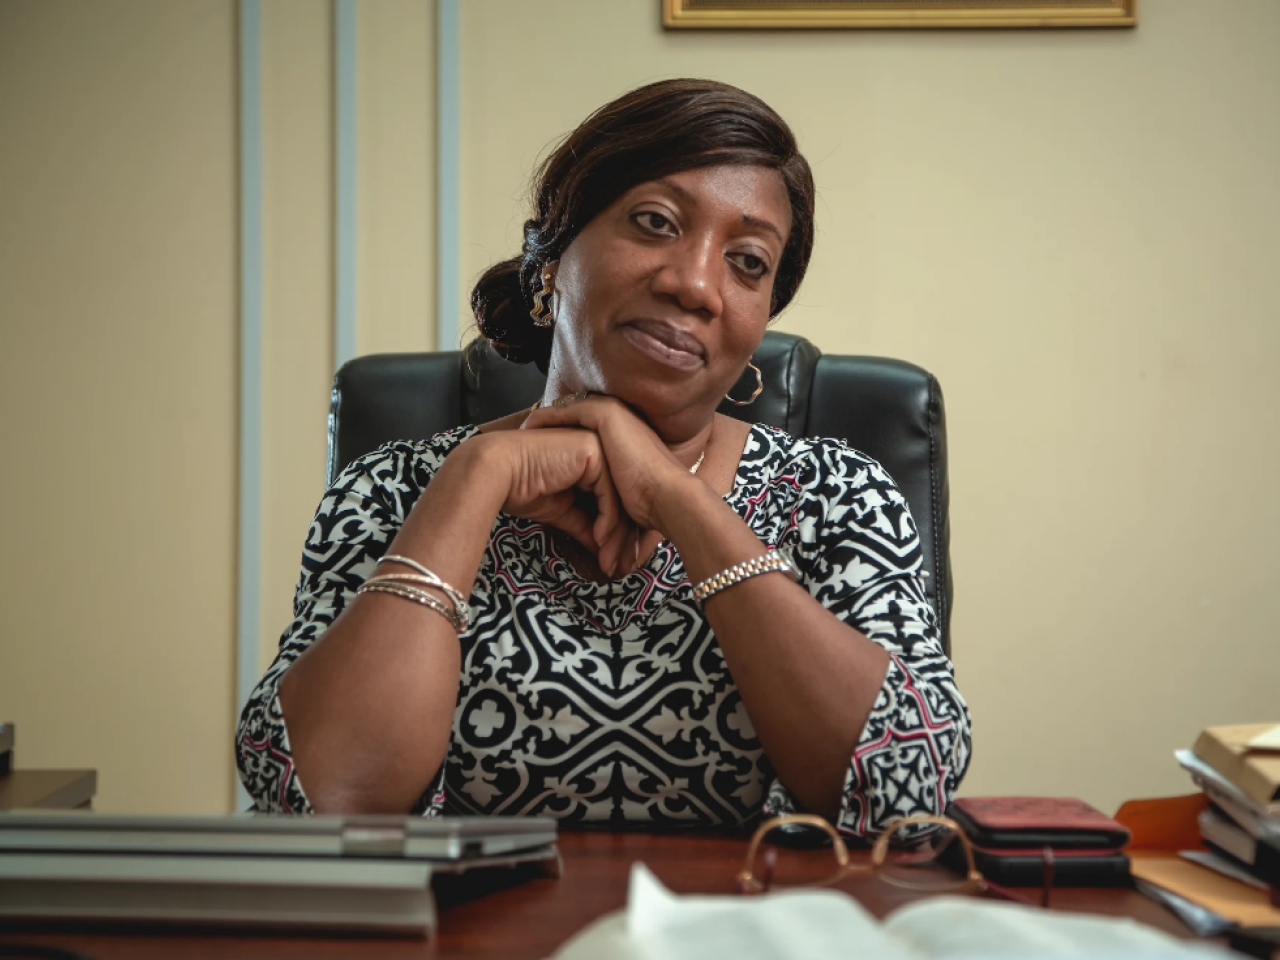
[0,831,1196,959]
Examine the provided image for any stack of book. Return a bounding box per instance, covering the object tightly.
[0,811,559,936]
[1176,722,1280,906]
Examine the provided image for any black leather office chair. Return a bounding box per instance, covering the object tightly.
[327,331,953,654]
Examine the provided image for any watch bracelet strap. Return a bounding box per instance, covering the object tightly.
[692,552,796,604]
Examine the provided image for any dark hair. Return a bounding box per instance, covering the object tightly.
[470,78,816,373]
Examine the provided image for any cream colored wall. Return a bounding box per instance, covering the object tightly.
[458,0,1280,814]
[0,0,239,813]
[258,0,337,678]
[258,0,438,678]
[356,0,437,358]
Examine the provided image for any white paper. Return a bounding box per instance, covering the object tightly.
[626,862,898,960]
[884,896,1217,958]
[551,861,1230,960]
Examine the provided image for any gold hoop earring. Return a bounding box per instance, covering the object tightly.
[530,270,555,328]
[725,361,763,406]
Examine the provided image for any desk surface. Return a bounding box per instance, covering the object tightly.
[3,830,1195,959]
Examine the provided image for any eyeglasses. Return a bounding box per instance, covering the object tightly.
[737,813,1050,908]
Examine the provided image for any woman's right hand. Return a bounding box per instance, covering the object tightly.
[462,428,634,574]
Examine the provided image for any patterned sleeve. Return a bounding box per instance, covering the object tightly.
[760,440,971,837]
[234,429,473,813]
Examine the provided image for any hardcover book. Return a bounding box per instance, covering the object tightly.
[1193,724,1280,809]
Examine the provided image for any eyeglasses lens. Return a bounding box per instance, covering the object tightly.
[748,826,844,889]
[877,821,967,891]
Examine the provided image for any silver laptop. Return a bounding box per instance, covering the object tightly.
[0,810,557,860]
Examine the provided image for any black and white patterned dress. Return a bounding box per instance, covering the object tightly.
[237,423,971,835]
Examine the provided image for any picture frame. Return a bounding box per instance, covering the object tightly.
[662,0,1136,29]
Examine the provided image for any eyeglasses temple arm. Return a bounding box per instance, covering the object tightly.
[981,878,1040,908]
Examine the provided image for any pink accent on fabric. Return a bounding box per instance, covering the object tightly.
[740,473,802,523]
[488,522,690,635]
[845,655,952,835]
[243,732,299,814]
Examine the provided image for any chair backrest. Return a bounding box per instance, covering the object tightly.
[327,331,952,654]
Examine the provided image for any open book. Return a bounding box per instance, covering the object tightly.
[554,864,1225,960]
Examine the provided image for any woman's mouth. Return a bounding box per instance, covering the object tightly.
[621,320,705,371]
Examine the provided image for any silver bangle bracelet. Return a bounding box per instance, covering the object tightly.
[691,552,798,605]
[362,574,472,631]
[376,554,471,628]
[356,580,465,632]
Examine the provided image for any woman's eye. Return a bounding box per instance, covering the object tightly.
[732,253,769,279]
[634,212,674,233]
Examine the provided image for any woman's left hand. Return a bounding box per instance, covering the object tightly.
[521,395,699,571]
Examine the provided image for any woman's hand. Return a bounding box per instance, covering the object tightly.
[520,396,700,570]
[457,427,635,573]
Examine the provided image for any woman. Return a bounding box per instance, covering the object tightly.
[237,79,970,835]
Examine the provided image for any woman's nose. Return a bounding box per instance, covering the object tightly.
[650,238,722,318]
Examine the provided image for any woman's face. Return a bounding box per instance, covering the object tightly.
[545,164,792,438]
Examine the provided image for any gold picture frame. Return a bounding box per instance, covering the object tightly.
[663,0,1136,29]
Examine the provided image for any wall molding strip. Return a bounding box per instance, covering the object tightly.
[335,0,358,368]
[235,0,263,811]
[437,0,460,352]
